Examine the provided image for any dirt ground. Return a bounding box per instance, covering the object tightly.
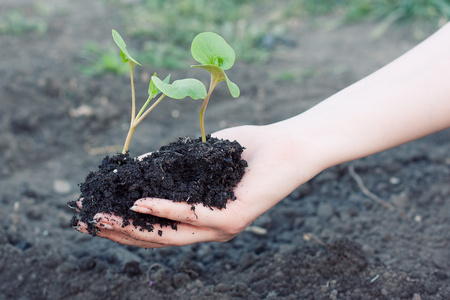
[1,1,449,299]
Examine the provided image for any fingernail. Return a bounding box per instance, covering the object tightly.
[70,216,80,229]
[88,219,99,224]
[67,201,79,210]
[130,205,152,214]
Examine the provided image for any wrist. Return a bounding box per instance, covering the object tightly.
[263,118,330,185]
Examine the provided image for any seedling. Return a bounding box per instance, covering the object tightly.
[112,30,239,151]
[191,32,240,142]
[112,30,207,153]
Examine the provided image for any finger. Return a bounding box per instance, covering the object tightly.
[130,198,198,223]
[67,198,83,211]
[148,222,232,244]
[131,198,235,228]
[95,228,169,248]
[123,222,227,245]
[73,218,110,235]
[77,211,232,246]
[71,212,122,234]
[73,220,88,233]
[75,221,168,248]
[96,212,224,246]
[137,152,152,161]
[97,223,224,247]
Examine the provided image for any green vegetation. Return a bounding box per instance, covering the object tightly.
[0,9,47,35]
[288,0,450,28]
[190,32,240,142]
[273,68,317,83]
[344,0,450,25]
[112,30,207,153]
[107,0,274,67]
[86,0,448,76]
[112,30,238,152]
[79,42,129,76]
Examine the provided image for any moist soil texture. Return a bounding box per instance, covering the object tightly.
[1,1,449,299]
[70,136,247,236]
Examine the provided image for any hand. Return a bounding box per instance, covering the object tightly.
[75,125,322,248]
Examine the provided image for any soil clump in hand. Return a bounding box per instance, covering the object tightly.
[69,136,247,235]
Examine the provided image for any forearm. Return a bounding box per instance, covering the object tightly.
[271,23,450,172]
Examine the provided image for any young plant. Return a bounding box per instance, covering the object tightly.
[191,32,240,142]
[112,30,207,153]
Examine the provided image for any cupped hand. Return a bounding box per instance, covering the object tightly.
[75,125,322,248]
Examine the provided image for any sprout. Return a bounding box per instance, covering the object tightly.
[111,30,239,150]
[112,30,206,153]
[191,32,240,142]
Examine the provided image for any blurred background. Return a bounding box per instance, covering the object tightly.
[2,0,449,71]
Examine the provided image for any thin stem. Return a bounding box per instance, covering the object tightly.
[135,96,152,121]
[134,94,166,127]
[122,94,166,154]
[122,62,137,154]
[200,74,220,142]
[129,62,136,124]
[122,126,136,154]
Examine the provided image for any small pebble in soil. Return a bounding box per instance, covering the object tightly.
[122,261,142,277]
[172,273,190,289]
[53,179,72,195]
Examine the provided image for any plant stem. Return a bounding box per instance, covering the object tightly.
[122,126,136,154]
[122,62,137,154]
[200,74,220,142]
[134,94,166,127]
[121,94,166,154]
[135,96,152,121]
[130,62,136,124]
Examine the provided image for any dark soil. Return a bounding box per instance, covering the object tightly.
[1,1,449,299]
[69,136,247,236]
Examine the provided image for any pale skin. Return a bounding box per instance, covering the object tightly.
[75,23,450,248]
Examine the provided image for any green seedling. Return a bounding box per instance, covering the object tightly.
[191,32,240,142]
[112,29,207,153]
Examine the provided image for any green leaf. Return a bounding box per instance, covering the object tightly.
[151,76,207,100]
[191,32,235,70]
[162,74,171,84]
[224,75,240,98]
[148,72,158,98]
[192,64,226,81]
[148,73,171,98]
[192,64,240,98]
[112,29,141,66]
